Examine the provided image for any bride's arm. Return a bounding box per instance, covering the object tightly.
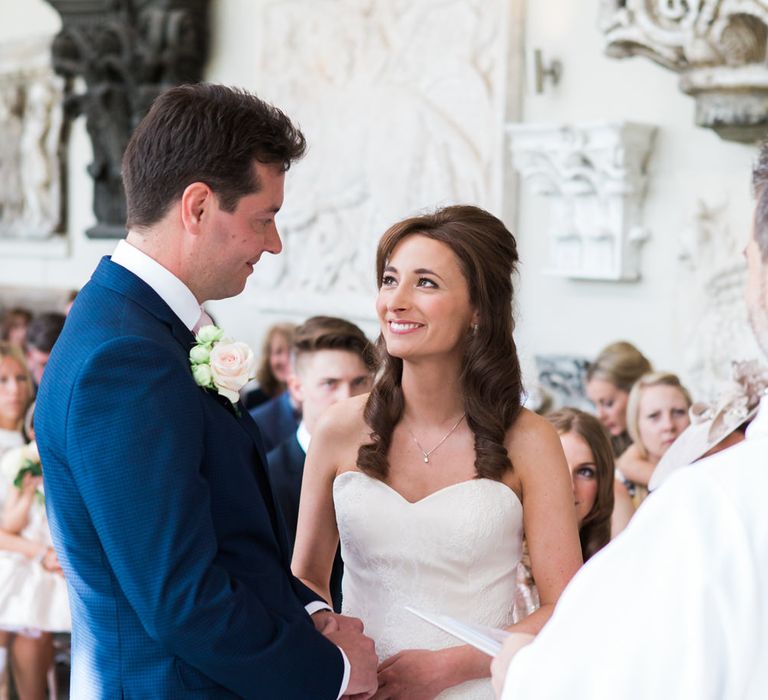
[506,410,583,635]
[292,402,355,606]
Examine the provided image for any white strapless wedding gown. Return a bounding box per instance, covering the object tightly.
[334,471,524,699]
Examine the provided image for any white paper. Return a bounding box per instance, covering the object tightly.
[405,606,512,657]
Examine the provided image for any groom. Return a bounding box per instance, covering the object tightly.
[35,84,377,699]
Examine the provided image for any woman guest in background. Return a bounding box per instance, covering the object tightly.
[585,341,653,458]
[513,408,631,621]
[617,372,692,507]
[241,321,296,410]
[0,310,33,350]
[0,343,33,460]
[293,205,581,699]
[0,403,70,700]
[547,408,632,556]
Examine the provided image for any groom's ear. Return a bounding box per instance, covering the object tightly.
[180,182,213,235]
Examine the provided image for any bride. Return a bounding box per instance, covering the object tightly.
[292,205,581,699]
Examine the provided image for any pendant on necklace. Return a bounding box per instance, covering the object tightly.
[423,455,429,463]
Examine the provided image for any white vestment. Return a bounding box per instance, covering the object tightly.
[503,398,768,699]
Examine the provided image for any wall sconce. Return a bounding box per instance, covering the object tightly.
[533,49,562,94]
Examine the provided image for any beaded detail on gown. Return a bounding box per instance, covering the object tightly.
[334,471,524,699]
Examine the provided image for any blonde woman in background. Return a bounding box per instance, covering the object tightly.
[0,343,33,460]
[617,372,692,507]
[585,341,653,457]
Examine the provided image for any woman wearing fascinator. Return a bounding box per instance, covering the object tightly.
[649,360,768,491]
[293,205,582,699]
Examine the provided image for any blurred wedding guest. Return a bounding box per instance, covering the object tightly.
[0,343,34,460]
[241,322,296,410]
[649,360,768,492]
[491,142,768,700]
[64,290,78,315]
[0,403,69,700]
[585,341,653,457]
[269,316,375,611]
[0,308,33,349]
[24,313,65,388]
[616,372,691,507]
[294,205,582,697]
[513,408,631,621]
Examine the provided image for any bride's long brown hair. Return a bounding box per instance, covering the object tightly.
[356,205,523,481]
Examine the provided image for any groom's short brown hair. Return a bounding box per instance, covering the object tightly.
[122,83,306,230]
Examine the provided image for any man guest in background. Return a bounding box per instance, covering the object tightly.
[267,316,376,611]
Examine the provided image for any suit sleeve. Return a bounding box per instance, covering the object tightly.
[65,337,344,699]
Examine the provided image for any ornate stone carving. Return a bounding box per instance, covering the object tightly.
[249,0,519,314]
[507,121,656,281]
[600,1,768,142]
[679,199,763,400]
[45,0,209,238]
[0,36,65,240]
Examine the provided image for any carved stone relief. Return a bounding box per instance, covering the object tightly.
[45,0,209,238]
[507,121,656,281]
[0,35,64,240]
[249,0,519,315]
[600,1,768,142]
[678,199,763,400]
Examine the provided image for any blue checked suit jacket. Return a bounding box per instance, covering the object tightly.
[35,257,344,699]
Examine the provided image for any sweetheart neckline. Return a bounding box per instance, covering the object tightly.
[333,470,523,509]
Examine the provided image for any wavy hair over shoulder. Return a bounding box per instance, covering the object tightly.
[357,205,523,481]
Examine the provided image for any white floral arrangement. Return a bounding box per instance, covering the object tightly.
[189,325,256,408]
[0,441,44,504]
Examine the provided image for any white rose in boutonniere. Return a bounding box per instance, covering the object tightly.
[189,324,256,409]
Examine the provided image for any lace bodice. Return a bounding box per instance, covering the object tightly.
[334,471,524,699]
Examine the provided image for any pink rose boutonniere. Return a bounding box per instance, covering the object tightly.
[189,325,256,411]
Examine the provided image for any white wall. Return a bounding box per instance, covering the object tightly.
[513,0,761,397]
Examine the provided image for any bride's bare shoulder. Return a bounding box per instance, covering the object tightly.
[505,408,562,464]
[313,393,370,444]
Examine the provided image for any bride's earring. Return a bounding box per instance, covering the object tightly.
[471,323,479,335]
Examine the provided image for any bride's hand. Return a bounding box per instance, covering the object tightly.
[373,649,449,700]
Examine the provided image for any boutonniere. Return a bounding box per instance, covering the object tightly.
[189,325,256,415]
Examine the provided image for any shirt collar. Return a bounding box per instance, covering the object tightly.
[296,421,311,454]
[111,239,203,331]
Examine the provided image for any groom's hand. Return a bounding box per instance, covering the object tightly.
[326,621,378,698]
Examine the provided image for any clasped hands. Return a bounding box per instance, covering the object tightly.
[312,610,378,699]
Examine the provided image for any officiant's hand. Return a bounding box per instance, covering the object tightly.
[490,633,534,698]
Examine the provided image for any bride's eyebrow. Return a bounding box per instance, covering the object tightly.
[414,268,444,281]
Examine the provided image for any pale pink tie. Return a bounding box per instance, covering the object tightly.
[192,308,214,336]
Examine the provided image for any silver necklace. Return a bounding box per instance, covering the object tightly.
[407,413,466,463]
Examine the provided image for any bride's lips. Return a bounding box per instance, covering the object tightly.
[387,320,425,334]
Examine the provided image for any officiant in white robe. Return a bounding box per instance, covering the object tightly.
[493,142,768,699]
[496,402,768,698]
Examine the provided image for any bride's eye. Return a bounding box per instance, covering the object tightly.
[381,274,397,287]
[416,277,438,288]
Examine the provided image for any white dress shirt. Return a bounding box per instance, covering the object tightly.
[502,397,768,699]
[111,240,350,697]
